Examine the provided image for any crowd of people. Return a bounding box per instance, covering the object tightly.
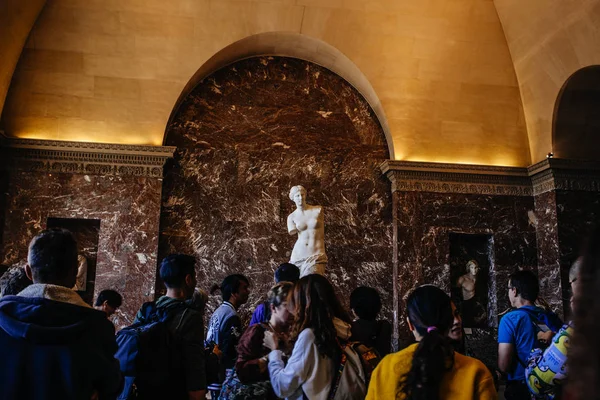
[0,226,598,399]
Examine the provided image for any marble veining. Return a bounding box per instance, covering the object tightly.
[394,190,537,356]
[0,171,162,326]
[161,57,393,325]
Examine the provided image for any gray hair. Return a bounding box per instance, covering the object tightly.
[289,185,306,201]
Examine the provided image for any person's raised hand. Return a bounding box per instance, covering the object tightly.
[263,331,279,350]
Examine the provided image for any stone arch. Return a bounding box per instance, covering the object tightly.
[159,56,393,325]
[165,31,394,158]
[552,65,600,161]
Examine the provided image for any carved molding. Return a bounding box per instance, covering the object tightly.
[381,160,532,196]
[0,137,175,178]
[381,159,600,196]
[529,159,600,196]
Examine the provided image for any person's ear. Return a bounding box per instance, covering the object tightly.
[406,317,415,332]
[25,264,34,282]
[185,274,194,287]
[102,300,109,311]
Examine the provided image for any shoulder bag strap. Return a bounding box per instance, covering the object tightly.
[174,308,189,332]
[327,342,348,400]
[509,308,537,369]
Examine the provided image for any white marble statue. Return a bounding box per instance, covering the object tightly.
[72,254,87,291]
[287,185,327,278]
[456,259,479,301]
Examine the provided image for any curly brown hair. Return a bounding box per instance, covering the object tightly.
[289,274,351,360]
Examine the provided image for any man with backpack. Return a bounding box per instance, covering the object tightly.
[349,286,392,357]
[498,270,563,400]
[118,254,206,400]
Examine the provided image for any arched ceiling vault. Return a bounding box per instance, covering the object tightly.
[0,0,46,117]
[494,0,600,163]
[3,0,597,166]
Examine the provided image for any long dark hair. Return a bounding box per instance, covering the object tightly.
[568,226,600,399]
[398,285,455,400]
[289,274,351,360]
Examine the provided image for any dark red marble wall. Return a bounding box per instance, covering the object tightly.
[394,191,537,367]
[534,190,600,317]
[161,57,393,325]
[555,191,600,315]
[0,170,162,326]
[534,190,563,315]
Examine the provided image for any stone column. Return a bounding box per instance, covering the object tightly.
[381,160,534,358]
[530,159,600,317]
[0,138,175,326]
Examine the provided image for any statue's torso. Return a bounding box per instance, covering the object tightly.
[459,274,477,300]
[290,206,325,260]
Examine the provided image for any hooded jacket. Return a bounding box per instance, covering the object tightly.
[0,284,122,400]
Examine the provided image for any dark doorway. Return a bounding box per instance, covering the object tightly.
[553,65,600,161]
[46,217,101,305]
[449,232,496,328]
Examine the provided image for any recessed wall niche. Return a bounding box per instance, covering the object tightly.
[160,56,393,325]
[47,217,100,305]
[449,232,497,329]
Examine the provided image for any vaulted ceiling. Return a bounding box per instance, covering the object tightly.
[1,0,599,166]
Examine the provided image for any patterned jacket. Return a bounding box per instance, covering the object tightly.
[206,301,243,370]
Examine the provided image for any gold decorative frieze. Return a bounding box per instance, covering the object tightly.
[0,137,175,178]
[382,159,600,196]
[381,160,532,196]
[528,159,600,196]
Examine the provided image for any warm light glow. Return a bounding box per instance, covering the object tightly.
[14,131,164,146]
[395,154,522,168]
[14,132,58,141]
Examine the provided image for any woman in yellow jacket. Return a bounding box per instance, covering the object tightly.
[366,285,496,400]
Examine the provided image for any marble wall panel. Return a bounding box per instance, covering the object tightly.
[533,190,563,315]
[0,170,162,326]
[161,57,393,326]
[394,190,537,364]
[555,190,600,316]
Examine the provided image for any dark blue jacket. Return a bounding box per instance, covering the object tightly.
[0,295,122,400]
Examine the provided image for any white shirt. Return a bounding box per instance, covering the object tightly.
[268,328,334,400]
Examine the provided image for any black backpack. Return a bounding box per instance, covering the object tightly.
[116,302,187,399]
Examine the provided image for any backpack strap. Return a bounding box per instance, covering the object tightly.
[174,308,189,332]
[508,308,543,369]
[327,342,348,400]
[139,301,159,322]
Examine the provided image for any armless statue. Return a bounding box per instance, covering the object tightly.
[287,185,327,278]
[455,259,487,327]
